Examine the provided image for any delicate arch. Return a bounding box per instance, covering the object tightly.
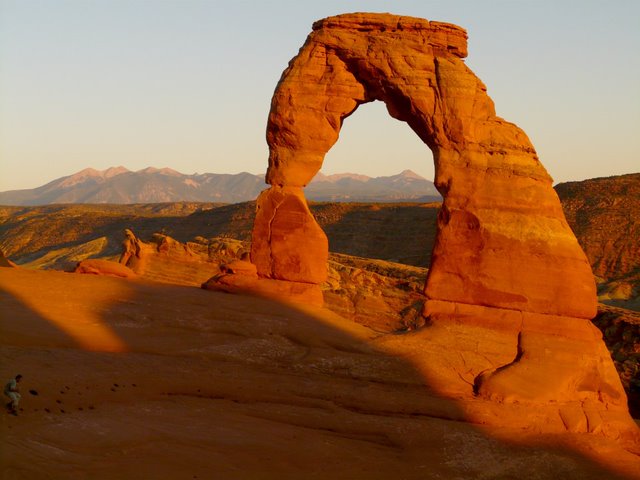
[252,12,595,319]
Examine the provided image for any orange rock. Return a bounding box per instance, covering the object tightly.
[420,299,636,437]
[202,273,323,307]
[246,12,633,436]
[220,257,258,277]
[74,259,136,278]
[117,230,222,286]
[0,249,17,268]
[255,12,595,319]
[252,186,328,284]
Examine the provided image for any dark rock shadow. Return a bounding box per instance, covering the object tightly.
[311,202,439,267]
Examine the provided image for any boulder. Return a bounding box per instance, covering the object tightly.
[220,258,258,277]
[202,273,323,307]
[74,259,136,278]
[251,186,328,284]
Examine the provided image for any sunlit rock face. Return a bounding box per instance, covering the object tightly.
[74,259,136,278]
[247,13,638,437]
[259,12,595,317]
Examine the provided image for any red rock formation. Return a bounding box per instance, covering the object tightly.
[248,13,636,438]
[0,249,17,268]
[117,230,222,286]
[258,12,594,317]
[203,251,323,306]
[202,273,323,307]
[251,186,327,284]
[74,259,136,278]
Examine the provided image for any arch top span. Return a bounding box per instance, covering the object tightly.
[311,13,468,58]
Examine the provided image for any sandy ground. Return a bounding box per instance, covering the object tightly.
[1,268,639,479]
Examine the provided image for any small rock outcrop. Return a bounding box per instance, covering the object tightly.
[0,249,16,268]
[202,252,323,306]
[74,259,136,278]
[118,230,225,286]
[245,13,637,438]
[323,253,427,332]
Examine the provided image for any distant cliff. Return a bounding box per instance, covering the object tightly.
[556,173,640,310]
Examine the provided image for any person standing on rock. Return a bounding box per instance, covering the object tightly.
[4,374,22,415]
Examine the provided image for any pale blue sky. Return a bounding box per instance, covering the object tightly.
[1,0,638,191]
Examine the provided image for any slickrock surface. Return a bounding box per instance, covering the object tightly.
[37,226,637,421]
[1,268,639,479]
[1,193,638,413]
[251,12,627,433]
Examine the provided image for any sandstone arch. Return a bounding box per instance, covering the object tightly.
[253,12,595,319]
[245,13,636,436]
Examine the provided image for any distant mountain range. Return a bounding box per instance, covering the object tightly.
[0,167,441,205]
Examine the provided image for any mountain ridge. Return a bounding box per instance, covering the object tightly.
[0,167,441,205]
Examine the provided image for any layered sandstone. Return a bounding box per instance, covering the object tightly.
[258,12,595,317]
[248,13,634,436]
[117,230,236,287]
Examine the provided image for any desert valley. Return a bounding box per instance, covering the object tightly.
[1,10,639,480]
[2,171,640,478]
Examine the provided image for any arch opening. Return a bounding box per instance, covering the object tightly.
[322,100,435,181]
[303,99,442,331]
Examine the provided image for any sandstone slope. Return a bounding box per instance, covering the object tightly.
[2,268,639,479]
